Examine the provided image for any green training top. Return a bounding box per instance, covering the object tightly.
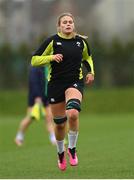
[31,32,94,82]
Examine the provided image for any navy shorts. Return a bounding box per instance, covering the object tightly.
[47,79,84,104]
[28,90,49,107]
[28,66,49,107]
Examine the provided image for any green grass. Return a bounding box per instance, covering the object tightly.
[0,113,134,178]
[0,88,134,178]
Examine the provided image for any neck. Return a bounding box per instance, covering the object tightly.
[58,32,74,39]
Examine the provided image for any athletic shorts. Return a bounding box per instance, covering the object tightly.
[47,79,84,104]
[28,91,49,107]
[28,67,49,107]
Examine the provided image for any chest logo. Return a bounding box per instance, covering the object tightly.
[76,41,81,47]
[73,83,78,88]
[57,42,62,45]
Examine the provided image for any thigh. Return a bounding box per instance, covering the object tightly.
[45,105,52,116]
[65,88,82,103]
[50,102,66,117]
[65,80,84,102]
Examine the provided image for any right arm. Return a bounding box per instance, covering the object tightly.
[31,37,54,66]
[31,37,63,66]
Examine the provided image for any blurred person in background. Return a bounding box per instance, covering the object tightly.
[31,12,94,171]
[15,66,56,146]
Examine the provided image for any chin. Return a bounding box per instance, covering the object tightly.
[65,31,72,35]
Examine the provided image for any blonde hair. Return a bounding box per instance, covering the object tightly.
[57,12,88,39]
[57,12,74,27]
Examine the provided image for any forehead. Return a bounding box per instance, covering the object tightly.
[60,16,73,22]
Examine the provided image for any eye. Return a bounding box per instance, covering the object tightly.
[62,20,67,24]
[62,20,73,24]
[69,20,73,24]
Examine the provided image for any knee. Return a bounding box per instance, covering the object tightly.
[53,116,67,128]
[67,109,79,121]
[66,98,81,112]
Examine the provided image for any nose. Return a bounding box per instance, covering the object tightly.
[67,24,71,28]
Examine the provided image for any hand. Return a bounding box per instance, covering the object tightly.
[52,54,63,63]
[85,73,94,85]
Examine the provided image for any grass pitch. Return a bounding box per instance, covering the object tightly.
[0,113,134,178]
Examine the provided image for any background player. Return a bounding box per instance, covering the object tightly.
[15,66,56,146]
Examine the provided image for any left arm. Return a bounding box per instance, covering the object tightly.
[82,40,95,85]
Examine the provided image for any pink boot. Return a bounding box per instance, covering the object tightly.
[58,152,67,171]
[68,148,78,166]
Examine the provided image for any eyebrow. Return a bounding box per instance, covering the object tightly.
[62,20,73,22]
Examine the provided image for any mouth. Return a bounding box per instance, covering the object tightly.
[66,27,71,30]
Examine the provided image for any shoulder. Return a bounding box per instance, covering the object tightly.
[42,34,56,44]
[75,35,88,44]
[33,35,56,55]
[76,34,88,40]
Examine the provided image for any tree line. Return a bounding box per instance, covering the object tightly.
[0,38,134,89]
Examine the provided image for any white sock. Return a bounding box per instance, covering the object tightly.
[16,131,24,141]
[56,140,64,154]
[68,130,78,149]
[49,132,56,143]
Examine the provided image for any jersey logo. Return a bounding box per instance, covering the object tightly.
[50,98,55,102]
[76,41,81,47]
[56,42,62,45]
[73,83,78,88]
